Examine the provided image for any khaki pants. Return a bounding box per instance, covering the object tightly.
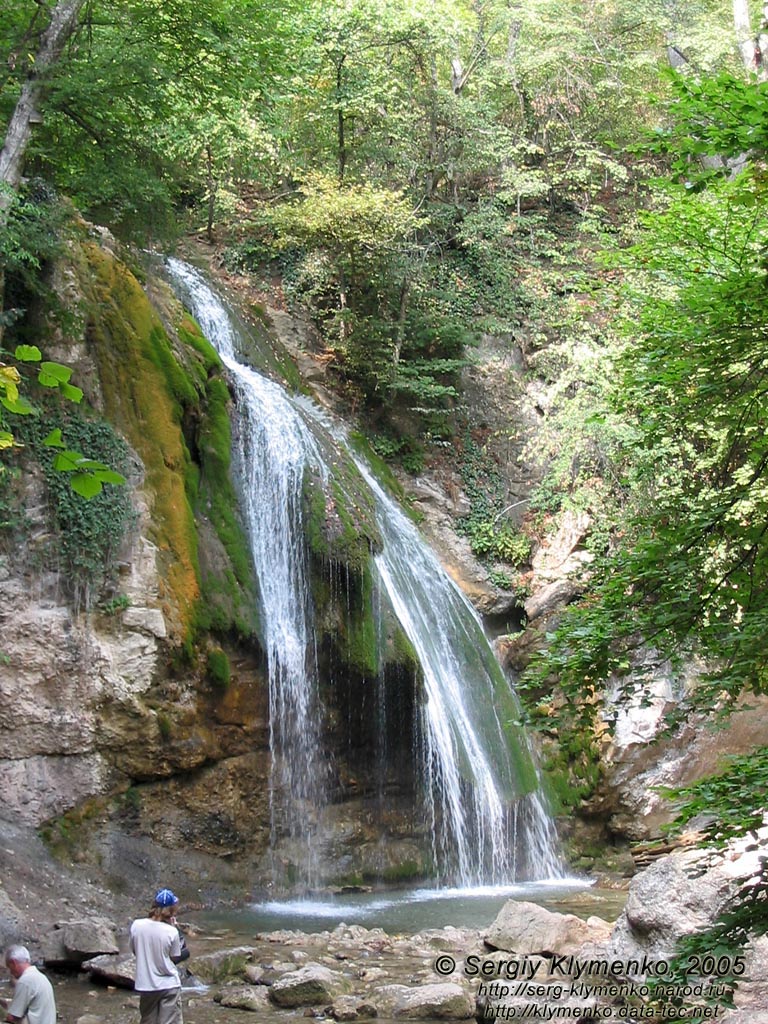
[138,988,182,1024]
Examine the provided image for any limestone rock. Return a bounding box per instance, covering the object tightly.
[215,985,271,1011]
[373,983,474,1019]
[121,607,167,638]
[412,927,483,952]
[81,953,136,987]
[243,963,266,984]
[188,947,255,983]
[330,995,379,1020]
[523,578,582,622]
[729,936,768,1021]
[484,901,611,956]
[42,918,119,965]
[269,963,347,1007]
[604,849,739,961]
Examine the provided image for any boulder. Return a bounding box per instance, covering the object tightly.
[269,963,347,1007]
[188,947,255,983]
[484,901,611,956]
[81,953,136,988]
[42,918,119,966]
[605,849,738,961]
[412,928,483,952]
[215,985,271,1011]
[373,983,474,1019]
[728,936,768,1021]
[330,995,379,1020]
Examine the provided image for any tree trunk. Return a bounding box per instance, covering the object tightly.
[0,0,85,341]
[336,56,347,184]
[0,0,86,200]
[733,0,768,78]
[392,274,411,374]
[733,0,755,69]
[205,142,216,243]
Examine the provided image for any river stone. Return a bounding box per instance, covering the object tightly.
[81,953,136,987]
[605,849,738,961]
[330,995,379,1020]
[188,946,256,983]
[413,927,483,951]
[484,900,611,956]
[374,983,474,1019]
[215,985,271,1011]
[42,918,119,965]
[269,963,347,1007]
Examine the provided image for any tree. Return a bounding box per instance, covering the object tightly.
[0,0,85,202]
[0,0,86,343]
[524,68,768,734]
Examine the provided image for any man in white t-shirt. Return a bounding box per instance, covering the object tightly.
[129,888,184,1024]
[3,946,56,1024]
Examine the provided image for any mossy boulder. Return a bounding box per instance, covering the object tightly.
[303,461,381,572]
[71,238,259,642]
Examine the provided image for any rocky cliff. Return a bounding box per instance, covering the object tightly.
[0,225,427,909]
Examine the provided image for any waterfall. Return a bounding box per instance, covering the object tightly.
[166,257,562,888]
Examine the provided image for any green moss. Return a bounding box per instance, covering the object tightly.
[185,322,260,638]
[178,315,223,376]
[191,952,252,984]
[38,797,105,860]
[303,461,381,571]
[342,565,379,675]
[540,734,603,813]
[207,646,231,690]
[79,242,201,635]
[389,624,420,673]
[157,711,172,739]
[76,243,261,643]
[377,858,429,883]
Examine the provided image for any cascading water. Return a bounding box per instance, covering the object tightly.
[165,257,563,888]
[352,459,563,884]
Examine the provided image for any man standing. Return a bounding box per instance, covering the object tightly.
[129,888,184,1024]
[3,946,56,1024]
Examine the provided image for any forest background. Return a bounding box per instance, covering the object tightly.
[2,0,768,987]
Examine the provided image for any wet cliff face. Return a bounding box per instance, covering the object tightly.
[0,228,431,899]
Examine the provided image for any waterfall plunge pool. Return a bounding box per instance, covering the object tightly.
[188,879,626,937]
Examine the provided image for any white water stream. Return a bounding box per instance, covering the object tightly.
[166,257,563,888]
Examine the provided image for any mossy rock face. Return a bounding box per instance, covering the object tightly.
[303,460,381,572]
[72,239,260,643]
[77,241,201,637]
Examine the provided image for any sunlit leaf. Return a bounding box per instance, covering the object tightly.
[43,428,65,448]
[13,345,41,362]
[1,394,35,415]
[70,473,103,498]
[58,382,84,403]
[39,361,73,384]
[52,450,86,472]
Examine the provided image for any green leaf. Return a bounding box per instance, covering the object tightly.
[39,361,73,384]
[58,382,84,403]
[0,430,16,449]
[43,428,66,448]
[1,395,36,415]
[53,450,86,472]
[70,473,104,499]
[14,345,42,362]
[94,469,127,485]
